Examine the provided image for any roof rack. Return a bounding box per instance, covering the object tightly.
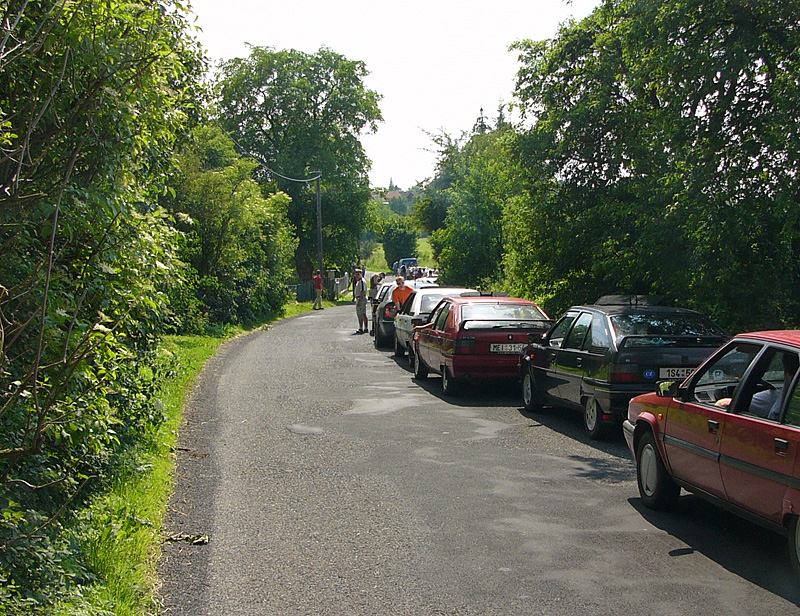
[594,294,669,306]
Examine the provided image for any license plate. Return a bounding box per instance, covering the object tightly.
[491,343,525,354]
[659,367,695,380]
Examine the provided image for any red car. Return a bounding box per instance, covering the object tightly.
[411,295,551,395]
[623,331,800,574]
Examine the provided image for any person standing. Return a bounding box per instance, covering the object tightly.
[312,270,324,310]
[353,270,368,333]
[391,276,413,309]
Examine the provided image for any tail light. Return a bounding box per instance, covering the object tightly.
[455,336,476,354]
[610,364,639,383]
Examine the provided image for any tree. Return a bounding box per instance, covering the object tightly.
[215,47,383,278]
[508,0,800,328]
[0,0,203,608]
[168,125,296,326]
[382,218,418,269]
[434,127,521,287]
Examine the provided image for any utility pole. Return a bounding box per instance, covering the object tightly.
[315,172,323,278]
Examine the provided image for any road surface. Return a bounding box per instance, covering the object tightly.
[158,305,800,615]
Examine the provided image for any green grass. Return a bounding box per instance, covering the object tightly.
[52,302,348,615]
[53,335,224,616]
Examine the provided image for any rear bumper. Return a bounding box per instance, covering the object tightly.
[450,354,521,380]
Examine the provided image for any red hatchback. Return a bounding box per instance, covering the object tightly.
[411,295,551,395]
[624,331,800,574]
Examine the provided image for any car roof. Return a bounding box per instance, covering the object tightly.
[570,304,706,317]
[412,286,475,295]
[736,331,800,346]
[447,296,536,306]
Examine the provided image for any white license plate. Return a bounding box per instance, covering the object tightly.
[659,367,695,380]
[491,343,525,354]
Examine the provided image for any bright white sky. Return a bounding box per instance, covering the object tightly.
[188,0,599,190]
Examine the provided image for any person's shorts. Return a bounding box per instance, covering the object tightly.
[356,301,367,317]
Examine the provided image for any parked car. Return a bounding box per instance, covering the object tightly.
[373,280,434,348]
[520,295,727,439]
[393,287,477,358]
[393,257,418,279]
[370,279,395,332]
[623,330,800,575]
[412,295,551,395]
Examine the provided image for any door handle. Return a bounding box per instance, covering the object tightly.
[775,438,790,454]
[707,420,720,434]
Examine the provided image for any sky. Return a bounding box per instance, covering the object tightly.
[188,0,600,191]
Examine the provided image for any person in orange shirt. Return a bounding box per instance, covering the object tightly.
[391,276,413,309]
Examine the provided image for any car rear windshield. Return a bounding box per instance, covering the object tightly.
[461,304,549,329]
[611,313,726,347]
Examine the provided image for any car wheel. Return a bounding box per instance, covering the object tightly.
[789,516,800,579]
[393,335,405,357]
[441,366,460,396]
[583,397,608,440]
[636,430,680,510]
[412,350,428,380]
[522,371,542,412]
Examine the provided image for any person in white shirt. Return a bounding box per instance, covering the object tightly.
[353,270,368,334]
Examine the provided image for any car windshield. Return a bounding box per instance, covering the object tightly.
[420,294,447,313]
[612,312,726,347]
[461,303,548,329]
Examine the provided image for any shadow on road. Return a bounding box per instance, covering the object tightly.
[631,494,800,605]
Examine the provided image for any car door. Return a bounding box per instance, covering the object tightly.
[718,346,800,523]
[535,311,579,401]
[554,311,593,405]
[420,301,451,371]
[662,341,763,499]
[394,292,417,348]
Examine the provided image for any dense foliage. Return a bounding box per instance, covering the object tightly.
[381,217,418,270]
[421,0,800,330]
[0,1,206,610]
[215,47,383,279]
[166,125,296,328]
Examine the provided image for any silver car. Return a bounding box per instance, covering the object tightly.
[373,280,432,349]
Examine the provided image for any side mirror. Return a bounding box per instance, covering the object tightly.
[657,380,678,398]
[411,317,425,327]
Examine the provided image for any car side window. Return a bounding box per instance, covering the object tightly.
[585,313,612,352]
[784,378,800,428]
[734,348,800,421]
[548,312,579,349]
[401,292,416,314]
[434,303,451,331]
[688,342,762,406]
[563,312,592,350]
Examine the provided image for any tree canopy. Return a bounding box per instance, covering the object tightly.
[215,46,383,278]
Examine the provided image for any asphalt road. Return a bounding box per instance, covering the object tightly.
[158,305,800,615]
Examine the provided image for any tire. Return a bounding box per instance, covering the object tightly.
[788,516,800,579]
[441,366,460,396]
[412,349,428,380]
[393,335,405,357]
[583,397,608,440]
[522,371,542,412]
[636,430,680,510]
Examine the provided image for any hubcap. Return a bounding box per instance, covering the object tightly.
[523,374,532,405]
[639,443,657,497]
[585,399,598,430]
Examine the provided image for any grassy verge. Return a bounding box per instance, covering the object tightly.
[53,301,348,615]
